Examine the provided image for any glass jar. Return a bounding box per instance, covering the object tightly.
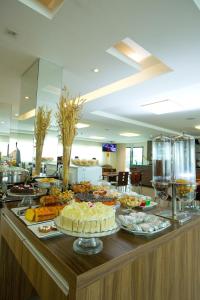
[174,134,196,202]
[152,135,172,200]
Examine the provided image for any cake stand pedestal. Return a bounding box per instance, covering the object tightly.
[73,237,103,255]
[55,218,120,255]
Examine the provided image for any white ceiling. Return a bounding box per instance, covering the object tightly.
[1,0,200,142]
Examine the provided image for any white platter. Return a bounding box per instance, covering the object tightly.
[120,223,171,237]
[28,221,63,239]
[137,201,158,211]
[122,201,158,211]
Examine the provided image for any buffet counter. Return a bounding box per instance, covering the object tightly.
[1,203,200,300]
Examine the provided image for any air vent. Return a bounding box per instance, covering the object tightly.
[5,29,18,37]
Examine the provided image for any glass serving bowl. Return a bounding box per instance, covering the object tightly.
[175,183,196,202]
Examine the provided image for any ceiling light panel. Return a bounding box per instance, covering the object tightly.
[18,0,64,19]
[141,99,182,115]
[195,125,200,130]
[76,123,90,129]
[106,37,151,70]
[120,132,140,137]
[89,136,105,140]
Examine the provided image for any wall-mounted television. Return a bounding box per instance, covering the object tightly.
[102,143,117,152]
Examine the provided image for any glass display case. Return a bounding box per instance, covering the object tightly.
[152,135,172,201]
[152,134,196,223]
[174,135,196,204]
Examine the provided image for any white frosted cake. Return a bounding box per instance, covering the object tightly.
[59,201,116,233]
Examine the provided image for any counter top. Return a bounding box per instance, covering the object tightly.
[1,202,200,300]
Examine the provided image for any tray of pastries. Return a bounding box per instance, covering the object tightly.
[118,211,171,237]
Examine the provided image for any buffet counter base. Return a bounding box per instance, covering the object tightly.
[1,203,200,300]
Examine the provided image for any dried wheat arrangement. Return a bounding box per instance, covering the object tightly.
[56,88,85,190]
[34,106,51,175]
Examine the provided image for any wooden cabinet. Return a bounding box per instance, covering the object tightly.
[147,140,152,163]
[131,165,152,187]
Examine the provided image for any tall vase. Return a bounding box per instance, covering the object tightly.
[35,143,44,175]
[62,145,72,191]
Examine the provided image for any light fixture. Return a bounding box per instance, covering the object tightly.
[89,136,105,140]
[141,99,182,115]
[93,68,99,73]
[17,0,64,20]
[18,109,36,121]
[120,132,140,137]
[76,123,90,129]
[14,113,19,117]
[25,96,30,100]
[195,125,200,130]
[0,121,5,124]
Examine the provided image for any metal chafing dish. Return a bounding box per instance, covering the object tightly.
[0,166,29,184]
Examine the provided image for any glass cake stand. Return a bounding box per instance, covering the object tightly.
[55,218,120,255]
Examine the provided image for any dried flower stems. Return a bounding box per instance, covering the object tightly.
[34,106,51,175]
[56,89,85,190]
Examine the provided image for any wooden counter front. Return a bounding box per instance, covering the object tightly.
[1,203,200,300]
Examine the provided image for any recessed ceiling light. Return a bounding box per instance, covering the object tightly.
[89,136,105,140]
[195,125,200,130]
[120,132,140,137]
[15,113,19,117]
[25,96,30,100]
[93,68,99,73]
[76,123,90,129]
[0,121,5,124]
[141,99,182,115]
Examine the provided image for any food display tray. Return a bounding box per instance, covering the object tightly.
[11,206,55,226]
[28,221,63,239]
[7,189,47,198]
[120,223,171,237]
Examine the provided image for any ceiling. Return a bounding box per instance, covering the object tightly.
[1,0,200,142]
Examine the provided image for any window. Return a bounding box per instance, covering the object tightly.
[132,147,143,165]
[125,147,131,171]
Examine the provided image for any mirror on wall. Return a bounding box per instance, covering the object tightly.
[0,103,12,159]
[10,59,63,165]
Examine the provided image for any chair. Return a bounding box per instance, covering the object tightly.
[111,171,129,191]
[130,172,142,193]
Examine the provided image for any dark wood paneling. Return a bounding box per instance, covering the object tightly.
[76,223,200,300]
[0,237,37,300]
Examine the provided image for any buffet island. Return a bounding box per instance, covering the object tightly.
[1,190,200,300]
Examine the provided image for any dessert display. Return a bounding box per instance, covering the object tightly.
[58,201,116,233]
[40,190,74,206]
[36,178,58,183]
[25,206,62,222]
[36,177,61,188]
[50,188,74,201]
[38,224,57,233]
[118,194,153,209]
[10,184,38,195]
[71,158,99,166]
[118,212,170,235]
[72,181,92,193]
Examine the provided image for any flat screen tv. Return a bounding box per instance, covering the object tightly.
[102,143,117,152]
